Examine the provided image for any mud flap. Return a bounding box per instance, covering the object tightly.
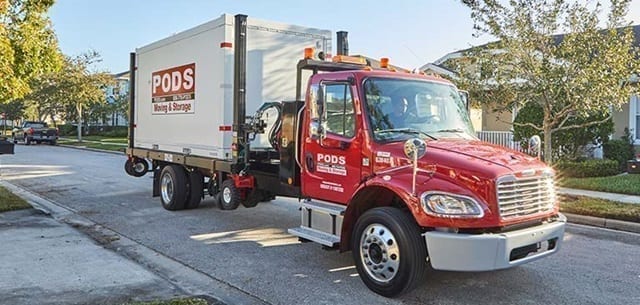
[152,168,161,197]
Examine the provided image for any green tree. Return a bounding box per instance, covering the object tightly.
[513,102,613,160]
[460,0,639,163]
[26,51,113,141]
[0,99,25,120]
[0,0,62,103]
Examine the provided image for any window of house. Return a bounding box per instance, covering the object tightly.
[628,94,640,143]
[635,95,640,140]
[324,83,355,138]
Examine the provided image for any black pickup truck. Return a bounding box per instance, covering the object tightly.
[12,121,59,145]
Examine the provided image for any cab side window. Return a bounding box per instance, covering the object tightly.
[324,83,355,138]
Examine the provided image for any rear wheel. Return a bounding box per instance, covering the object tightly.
[352,207,427,297]
[159,165,188,211]
[50,140,57,146]
[219,179,241,210]
[242,189,264,208]
[185,170,203,209]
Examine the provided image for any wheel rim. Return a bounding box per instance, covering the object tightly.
[133,162,145,173]
[222,187,231,203]
[360,223,400,283]
[160,174,174,204]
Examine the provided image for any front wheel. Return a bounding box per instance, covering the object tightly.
[352,207,427,297]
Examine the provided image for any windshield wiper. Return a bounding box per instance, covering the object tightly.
[376,128,437,140]
[436,128,466,133]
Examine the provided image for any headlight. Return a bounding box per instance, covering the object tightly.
[421,192,484,218]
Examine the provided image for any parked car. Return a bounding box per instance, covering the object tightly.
[12,121,59,145]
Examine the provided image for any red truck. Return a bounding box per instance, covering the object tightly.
[125,14,566,297]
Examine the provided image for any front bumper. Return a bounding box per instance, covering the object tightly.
[424,214,566,271]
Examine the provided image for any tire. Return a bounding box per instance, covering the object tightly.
[352,207,427,297]
[49,140,57,146]
[242,189,263,208]
[124,158,148,177]
[185,170,203,209]
[124,160,134,176]
[219,179,241,210]
[35,141,41,144]
[159,165,188,211]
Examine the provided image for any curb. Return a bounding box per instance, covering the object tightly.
[563,212,640,234]
[57,144,125,155]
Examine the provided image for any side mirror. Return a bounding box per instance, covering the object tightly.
[404,138,427,161]
[317,84,327,145]
[459,90,469,111]
[309,120,321,140]
[529,135,542,159]
[404,138,427,196]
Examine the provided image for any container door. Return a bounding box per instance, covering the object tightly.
[301,80,362,204]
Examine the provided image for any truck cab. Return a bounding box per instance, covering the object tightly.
[289,66,565,296]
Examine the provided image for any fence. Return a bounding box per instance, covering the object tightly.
[476,131,524,152]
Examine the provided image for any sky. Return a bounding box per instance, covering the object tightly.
[48,0,640,74]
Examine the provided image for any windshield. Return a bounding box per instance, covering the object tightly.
[363,78,476,142]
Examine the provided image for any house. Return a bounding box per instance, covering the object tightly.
[102,71,129,126]
[422,25,640,147]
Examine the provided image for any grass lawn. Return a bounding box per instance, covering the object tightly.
[124,297,208,305]
[58,136,127,152]
[559,174,640,196]
[62,135,128,143]
[0,186,31,212]
[560,195,640,223]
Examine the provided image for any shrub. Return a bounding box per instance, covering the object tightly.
[57,124,76,136]
[602,128,635,171]
[554,159,620,178]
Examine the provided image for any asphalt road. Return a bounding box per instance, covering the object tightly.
[1,144,639,305]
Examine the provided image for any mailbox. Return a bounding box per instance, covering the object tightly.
[0,137,15,155]
[628,160,640,174]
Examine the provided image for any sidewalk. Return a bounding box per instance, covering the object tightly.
[557,187,640,204]
[0,209,182,305]
[557,187,640,234]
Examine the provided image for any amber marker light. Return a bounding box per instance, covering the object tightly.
[380,57,389,69]
[304,47,314,59]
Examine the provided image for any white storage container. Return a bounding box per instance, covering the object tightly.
[134,14,331,160]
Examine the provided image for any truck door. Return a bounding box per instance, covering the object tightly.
[302,80,362,204]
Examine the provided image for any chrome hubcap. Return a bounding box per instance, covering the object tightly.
[223,187,231,203]
[360,223,400,283]
[160,174,174,204]
[133,162,145,173]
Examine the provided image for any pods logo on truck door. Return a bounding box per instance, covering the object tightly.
[151,63,196,114]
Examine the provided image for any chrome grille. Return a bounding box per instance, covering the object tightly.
[497,173,555,220]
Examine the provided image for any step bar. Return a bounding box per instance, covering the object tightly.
[289,199,345,247]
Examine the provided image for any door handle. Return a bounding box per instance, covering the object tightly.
[305,153,315,172]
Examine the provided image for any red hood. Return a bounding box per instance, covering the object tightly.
[373,138,547,180]
[428,139,542,172]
